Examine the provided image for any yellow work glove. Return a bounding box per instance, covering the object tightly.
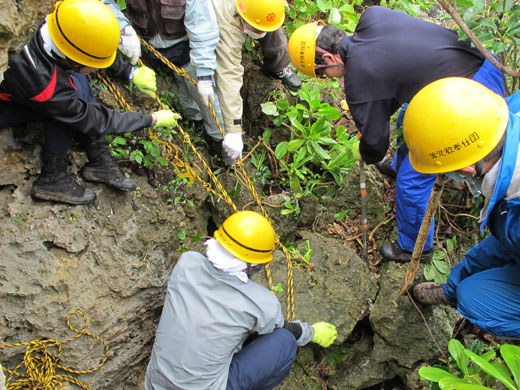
[132,66,157,98]
[311,322,337,347]
[351,140,361,161]
[152,110,182,127]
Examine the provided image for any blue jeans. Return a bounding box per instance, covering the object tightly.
[227,328,297,390]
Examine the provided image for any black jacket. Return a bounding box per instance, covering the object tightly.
[341,6,485,164]
[0,24,153,135]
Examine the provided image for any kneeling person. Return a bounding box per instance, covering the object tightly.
[146,211,337,389]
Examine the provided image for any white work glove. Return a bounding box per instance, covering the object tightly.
[222,132,243,160]
[119,25,141,65]
[197,79,215,107]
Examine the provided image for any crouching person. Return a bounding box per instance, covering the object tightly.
[405,77,520,339]
[145,211,337,389]
[0,0,179,205]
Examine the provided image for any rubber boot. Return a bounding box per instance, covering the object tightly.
[31,152,96,205]
[81,138,137,191]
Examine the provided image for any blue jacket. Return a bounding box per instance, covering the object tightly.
[446,92,520,294]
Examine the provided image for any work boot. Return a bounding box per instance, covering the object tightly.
[31,152,96,205]
[375,156,396,178]
[81,138,137,191]
[412,282,454,306]
[380,242,434,263]
[274,67,302,92]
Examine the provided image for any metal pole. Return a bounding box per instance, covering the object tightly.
[360,160,368,264]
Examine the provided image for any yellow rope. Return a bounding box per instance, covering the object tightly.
[0,311,109,390]
[101,38,297,320]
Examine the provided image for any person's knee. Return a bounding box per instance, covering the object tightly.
[274,328,297,363]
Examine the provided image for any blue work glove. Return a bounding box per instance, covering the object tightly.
[152,110,182,127]
[311,322,337,347]
[131,66,157,98]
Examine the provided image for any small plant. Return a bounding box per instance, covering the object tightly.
[281,200,301,219]
[285,0,362,35]
[424,236,457,283]
[287,240,314,268]
[419,339,520,390]
[263,82,358,196]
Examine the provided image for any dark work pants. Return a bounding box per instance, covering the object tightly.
[0,73,99,155]
[259,28,291,74]
[226,328,297,390]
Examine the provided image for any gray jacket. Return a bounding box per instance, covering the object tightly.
[145,251,313,390]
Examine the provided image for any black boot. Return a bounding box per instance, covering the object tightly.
[380,242,434,263]
[31,152,96,205]
[375,156,396,178]
[81,138,137,191]
[274,67,302,92]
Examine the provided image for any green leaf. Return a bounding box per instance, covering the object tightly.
[261,102,279,116]
[454,384,492,390]
[316,137,337,146]
[329,7,341,24]
[504,0,514,12]
[317,0,332,11]
[275,142,289,159]
[262,129,272,143]
[449,339,470,376]
[289,174,303,193]
[310,142,331,160]
[501,344,520,386]
[111,136,127,146]
[288,138,306,151]
[464,349,516,390]
[177,230,186,240]
[438,376,467,389]
[433,259,450,274]
[419,366,459,382]
[317,104,341,120]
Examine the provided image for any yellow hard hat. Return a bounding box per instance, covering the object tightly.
[404,77,508,174]
[288,22,318,77]
[236,0,285,32]
[214,211,276,264]
[48,0,120,68]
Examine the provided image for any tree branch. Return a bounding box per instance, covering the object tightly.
[437,0,520,79]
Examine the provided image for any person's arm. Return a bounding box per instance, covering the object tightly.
[184,0,219,79]
[282,320,315,346]
[348,99,396,164]
[102,0,141,65]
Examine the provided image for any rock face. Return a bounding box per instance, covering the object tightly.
[0,129,210,389]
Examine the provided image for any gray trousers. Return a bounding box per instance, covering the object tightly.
[172,62,225,141]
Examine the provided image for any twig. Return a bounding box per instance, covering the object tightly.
[241,139,263,162]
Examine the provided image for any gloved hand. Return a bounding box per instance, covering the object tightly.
[351,140,361,161]
[222,132,243,160]
[197,79,214,107]
[311,322,337,347]
[152,110,182,127]
[132,66,157,98]
[119,25,141,65]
